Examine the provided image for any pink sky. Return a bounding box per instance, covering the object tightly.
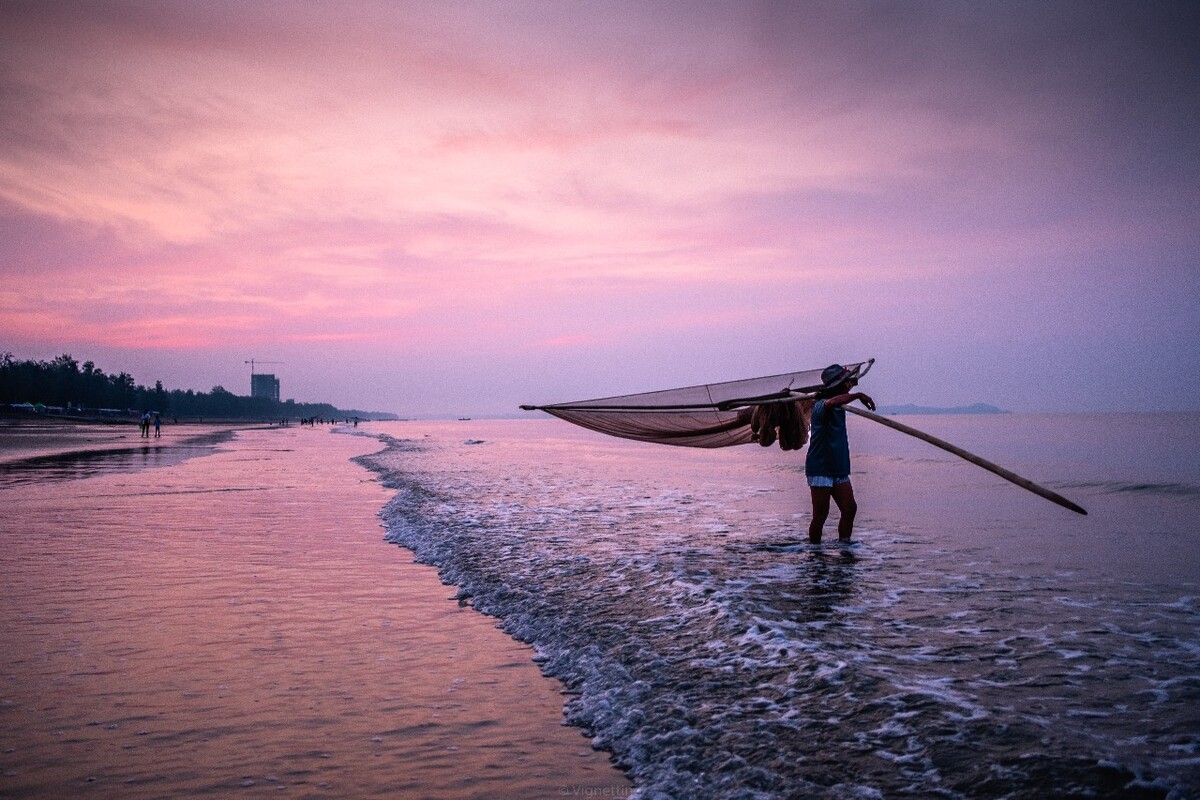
[2,1,1197,415]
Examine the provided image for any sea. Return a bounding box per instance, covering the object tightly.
[355,412,1200,800]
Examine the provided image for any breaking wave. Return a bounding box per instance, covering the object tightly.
[355,426,1200,800]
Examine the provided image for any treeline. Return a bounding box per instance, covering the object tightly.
[0,352,396,421]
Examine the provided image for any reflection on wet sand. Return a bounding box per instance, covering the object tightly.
[0,439,227,486]
[0,426,630,799]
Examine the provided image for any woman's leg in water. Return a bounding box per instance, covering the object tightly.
[808,487,832,544]
[832,481,858,541]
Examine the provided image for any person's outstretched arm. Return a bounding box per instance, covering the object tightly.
[822,392,876,412]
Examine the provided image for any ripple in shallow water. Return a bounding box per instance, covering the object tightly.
[360,422,1200,799]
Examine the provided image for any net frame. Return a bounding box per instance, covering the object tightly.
[522,359,873,448]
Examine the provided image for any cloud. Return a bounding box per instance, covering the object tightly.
[0,0,1197,411]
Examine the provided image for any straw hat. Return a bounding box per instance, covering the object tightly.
[820,364,854,388]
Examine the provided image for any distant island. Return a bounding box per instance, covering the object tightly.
[0,351,398,422]
[876,403,1006,415]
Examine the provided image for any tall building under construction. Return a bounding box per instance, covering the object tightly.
[251,373,280,403]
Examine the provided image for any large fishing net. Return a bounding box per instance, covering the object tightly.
[521,360,873,449]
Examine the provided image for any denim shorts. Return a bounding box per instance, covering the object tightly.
[807,475,851,489]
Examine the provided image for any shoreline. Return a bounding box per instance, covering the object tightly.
[0,423,632,797]
[0,415,268,466]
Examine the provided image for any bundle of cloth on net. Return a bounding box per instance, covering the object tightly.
[749,399,815,451]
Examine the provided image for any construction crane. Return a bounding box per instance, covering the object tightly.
[244,359,283,376]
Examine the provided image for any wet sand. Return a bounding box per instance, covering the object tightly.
[0,424,630,798]
[0,416,247,466]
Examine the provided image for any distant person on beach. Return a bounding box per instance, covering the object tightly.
[806,364,875,544]
[140,411,151,438]
[153,413,161,438]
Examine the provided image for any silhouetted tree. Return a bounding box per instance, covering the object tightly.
[0,353,391,420]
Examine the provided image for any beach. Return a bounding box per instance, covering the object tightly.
[0,416,242,466]
[0,421,630,798]
[4,412,1199,798]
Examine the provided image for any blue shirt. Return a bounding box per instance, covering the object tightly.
[805,399,850,478]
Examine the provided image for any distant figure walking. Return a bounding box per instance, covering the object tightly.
[140,411,151,438]
[153,413,162,438]
[805,364,875,544]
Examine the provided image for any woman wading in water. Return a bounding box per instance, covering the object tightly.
[805,364,875,544]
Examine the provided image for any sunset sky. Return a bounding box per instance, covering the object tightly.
[2,1,1197,416]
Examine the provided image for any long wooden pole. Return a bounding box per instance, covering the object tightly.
[845,405,1087,515]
